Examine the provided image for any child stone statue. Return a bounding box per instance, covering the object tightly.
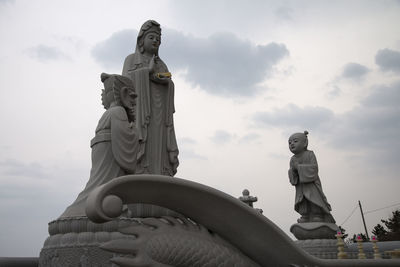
[59,73,139,218]
[288,131,335,224]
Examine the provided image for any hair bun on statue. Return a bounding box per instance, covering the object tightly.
[303,130,309,137]
[101,73,111,83]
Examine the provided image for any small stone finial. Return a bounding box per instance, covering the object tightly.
[238,189,263,213]
[371,236,381,259]
[356,235,366,259]
[335,231,347,259]
[239,189,257,207]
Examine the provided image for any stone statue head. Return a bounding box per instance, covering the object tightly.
[288,131,309,155]
[136,20,161,55]
[100,73,137,119]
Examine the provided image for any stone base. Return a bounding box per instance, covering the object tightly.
[39,217,138,266]
[295,239,339,259]
[39,215,258,266]
[39,203,184,266]
[290,222,338,240]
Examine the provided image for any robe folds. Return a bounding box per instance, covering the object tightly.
[60,106,138,218]
[288,150,333,220]
[122,52,179,176]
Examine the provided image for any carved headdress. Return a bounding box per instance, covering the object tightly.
[100,73,136,109]
[136,20,162,55]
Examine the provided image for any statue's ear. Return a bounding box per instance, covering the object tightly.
[120,87,130,107]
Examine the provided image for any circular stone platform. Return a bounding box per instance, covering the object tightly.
[290,222,338,240]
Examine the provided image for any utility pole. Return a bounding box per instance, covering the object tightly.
[358,200,369,240]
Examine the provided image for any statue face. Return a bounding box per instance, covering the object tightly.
[288,134,306,155]
[120,87,137,110]
[143,32,160,55]
[101,90,110,109]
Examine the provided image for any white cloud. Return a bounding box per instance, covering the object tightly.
[0,0,15,5]
[253,80,400,166]
[375,48,400,73]
[91,29,137,69]
[341,62,370,80]
[92,28,289,97]
[239,133,261,144]
[0,159,50,179]
[26,44,68,62]
[210,130,233,144]
[253,104,334,131]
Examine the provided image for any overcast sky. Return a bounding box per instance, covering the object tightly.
[1,0,400,257]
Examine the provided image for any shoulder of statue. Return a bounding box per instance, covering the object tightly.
[109,106,128,121]
[124,53,141,67]
[306,150,315,156]
[305,150,318,164]
[124,53,136,62]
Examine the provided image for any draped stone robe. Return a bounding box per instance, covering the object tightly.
[288,150,335,222]
[122,52,179,176]
[60,105,139,218]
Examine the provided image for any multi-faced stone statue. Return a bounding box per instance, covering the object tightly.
[122,20,179,176]
[59,73,139,218]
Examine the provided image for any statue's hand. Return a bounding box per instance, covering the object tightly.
[292,161,299,170]
[289,169,299,185]
[151,73,171,84]
[149,55,156,74]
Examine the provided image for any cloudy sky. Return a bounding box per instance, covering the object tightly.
[1,0,400,256]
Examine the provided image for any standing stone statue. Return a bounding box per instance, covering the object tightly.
[239,189,257,208]
[59,73,139,218]
[239,189,263,214]
[122,20,179,176]
[288,131,335,224]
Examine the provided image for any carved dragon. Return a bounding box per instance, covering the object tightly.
[86,174,400,267]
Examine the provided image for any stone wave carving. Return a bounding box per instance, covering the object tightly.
[86,174,400,267]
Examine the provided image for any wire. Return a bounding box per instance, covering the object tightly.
[340,204,359,226]
[364,202,400,215]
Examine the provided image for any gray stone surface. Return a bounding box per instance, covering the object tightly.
[122,20,179,176]
[295,239,339,259]
[101,217,259,267]
[239,189,263,213]
[39,74,140,266]
[60,74,139,219]
[85,174,400,266]
[39,20,183,265]
[291,222,338,240]
[288,131,335,224]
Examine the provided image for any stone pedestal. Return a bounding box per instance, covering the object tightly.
[39,217,138,266]
[39,204,181,266]
[295,239,339,259]
[290,222,338,240]
[292,222,340,260]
